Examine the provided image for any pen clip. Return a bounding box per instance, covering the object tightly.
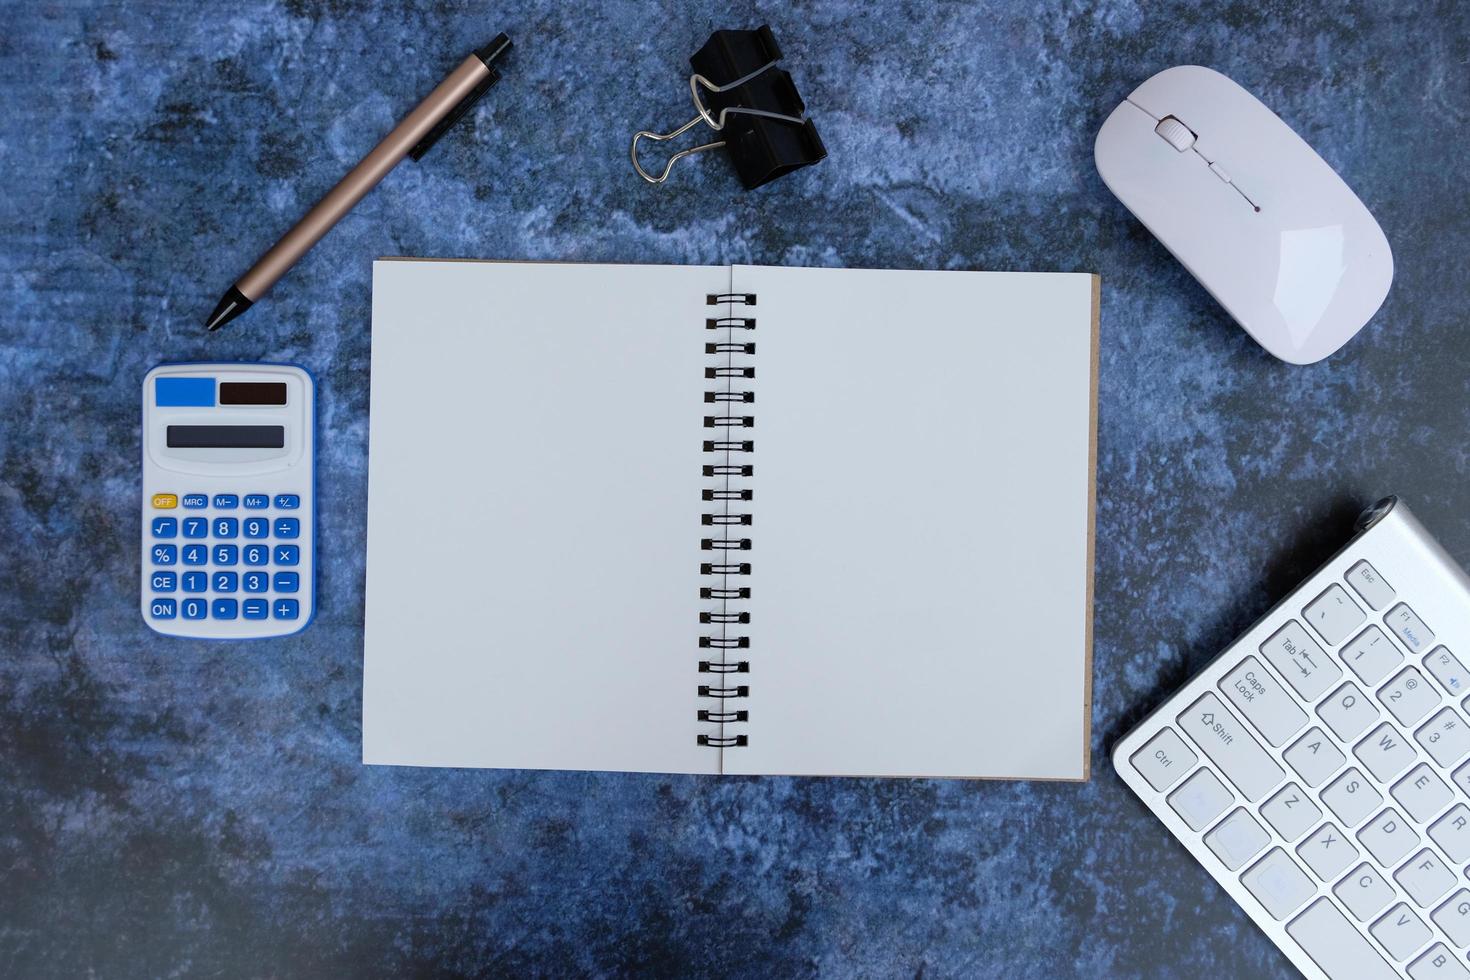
[409,68,501,162]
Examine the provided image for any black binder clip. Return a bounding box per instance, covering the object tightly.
[630,26,827,189]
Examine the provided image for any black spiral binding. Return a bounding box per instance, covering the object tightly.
[697,291,755,749]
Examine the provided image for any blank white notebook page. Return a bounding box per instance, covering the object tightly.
[364,260,724,774]
[731,265,1097,778]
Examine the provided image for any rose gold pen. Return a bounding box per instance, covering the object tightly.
[206,33,512,331]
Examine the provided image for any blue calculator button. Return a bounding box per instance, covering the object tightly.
[273,494,300,509]
[242,571,268,593]
[182,544,207,565]
[213,571,238,593]
[212,494,239,509]
[151,544,177,565]
[149,598,177,619]
[213,517,238,539]
[273,599,300,620]
[212,598,238,620]
[212,544,238,566]
[243,494,269,509]
[181,597,207,620]
[272,571,300,593]
[243,544,269,566]
[273,517,301,539]
[181,493,208,509]
[182,517,207,538]
[151,517,178,538]
[243,517,269,539]
[150,571,177,592]
[182,571,207,593]
[242,598,269,620]
[273,545,300,566]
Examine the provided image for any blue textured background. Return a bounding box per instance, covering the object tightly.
[2,0,1468,975]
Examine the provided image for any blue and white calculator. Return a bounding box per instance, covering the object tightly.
[142,363,315,638]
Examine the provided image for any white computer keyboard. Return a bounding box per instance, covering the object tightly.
[1114,497,1470,980]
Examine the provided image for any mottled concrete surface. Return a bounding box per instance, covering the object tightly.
[1,0,1467,976]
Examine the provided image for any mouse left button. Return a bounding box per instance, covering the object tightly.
[1155,116,1196,151]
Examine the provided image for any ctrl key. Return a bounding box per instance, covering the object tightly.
[1288,898,1397,979]
[1130,727,1197,791]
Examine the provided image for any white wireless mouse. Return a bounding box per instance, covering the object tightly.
[1095,65,1393,364]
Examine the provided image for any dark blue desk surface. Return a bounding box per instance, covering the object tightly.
[2,0,1467,975]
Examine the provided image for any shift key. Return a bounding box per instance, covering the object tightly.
[1179,693,1285,801]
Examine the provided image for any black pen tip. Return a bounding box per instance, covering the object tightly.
[206,285,253,331]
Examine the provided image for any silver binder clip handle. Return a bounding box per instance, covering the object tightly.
[631,60,805,185]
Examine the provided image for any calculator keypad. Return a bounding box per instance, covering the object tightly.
[147,490,306,625]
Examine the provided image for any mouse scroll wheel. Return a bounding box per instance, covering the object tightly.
[1154,116,1196,152]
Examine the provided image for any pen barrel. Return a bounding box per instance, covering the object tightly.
[237,54,490,301]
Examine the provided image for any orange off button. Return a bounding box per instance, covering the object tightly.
[151,493,178,509]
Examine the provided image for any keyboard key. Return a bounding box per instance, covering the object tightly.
[151,516,177,538]
[1342,626,1404,686]
[1297,821,1357,881]
[1356,723,1418,782]
[1409,943,1470,980]
[1168,768,1233,831]
[1289,898,1397,978]
[181,493,207,509]
[242,571,268,594]
[1179,694,1284,801]
[1432,890,1470,946]
[1388,604,1435,654]
[1379,668,1439,726]
[1396,849,1455,908]
[212,571,237,593]
[243,544,269,566]
[272,598,300,620]
[1284,728,1346,787]
[243,494,269,509]
[1335,864,1397,922]
[273,517,301,539]
[1371,903,1432,961]
[1322,768,1382,827]
[181,543,207,566]
[1429,805,1470,862]
[1393,765,1453,823]
[1417,710,1470,768]
[1241,847,1316,920]
[212,493,239,509]
[1359,808,1420,866]
[1260,782,1321,842]
[148,597,177,619]
[151,493,177,509]
[1305,584,1366,646]
[273,493,300,509]
[181,597,207,620]
[242,598,268,620]
[1426,648,1470,698]
[181,571,206,593]
[1346,560,1395,611]
[1205,807,1270,870]
[182,516,207,538]
[212,544,238,566]
[1220,656,1307,746]
[1319,683,1379,741]
[150,544,177,566]
[242,516,269,539]
[273,544,299,566]
[272,571,300,593]
[1261,621,1341,700]
[212,517,238,539]
[148,571,176,592]
[212,598,238,620]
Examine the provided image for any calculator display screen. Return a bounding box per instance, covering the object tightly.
[166,425,285,449]
[219,382,287,405]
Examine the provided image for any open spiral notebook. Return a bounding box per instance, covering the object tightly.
[364,260,1098,779]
